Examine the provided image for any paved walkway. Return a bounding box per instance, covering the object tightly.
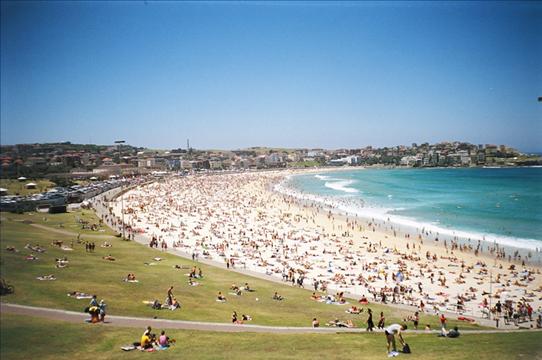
[2,303,539,334]
[29,223,115,240]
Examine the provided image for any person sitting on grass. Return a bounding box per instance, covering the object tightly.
[273,292,284,301]
[384,323,407,356]
[151,299,162,310]
[243,283,253,292]
[311,292,321,301]
[55,257,69,267]
[312,318,320,328]
[217,291,227,302]
[124,273,137,282]
[232,311,239,324]
[241,314,252,322]
[141,327,153,350]
[447,326,460,338]
[158,330,170,348]
[102,254,115,261]
[170,297,180,310]
[359,296,369,304]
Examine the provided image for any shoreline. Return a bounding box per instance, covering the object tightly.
[276,168,542,263]
[100,171,542,322]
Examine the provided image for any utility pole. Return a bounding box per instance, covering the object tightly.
[489,270,492,320]
[114,140,126,240]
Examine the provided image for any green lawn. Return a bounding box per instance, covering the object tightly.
[1,313,541,360]
[1,210,483,329]
[5,209,117,236]
[0,179,55,196]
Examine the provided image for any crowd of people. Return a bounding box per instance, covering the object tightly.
[97,172,541,322]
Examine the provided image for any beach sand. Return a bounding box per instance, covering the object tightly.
[102,170,542,322]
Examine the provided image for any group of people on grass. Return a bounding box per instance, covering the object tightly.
[122,326,174,352]
[86,295,106,323]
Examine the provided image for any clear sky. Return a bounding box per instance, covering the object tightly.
[1,1,541,151]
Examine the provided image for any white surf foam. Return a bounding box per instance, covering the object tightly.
[324,179,359,193]
[275,176,542,253]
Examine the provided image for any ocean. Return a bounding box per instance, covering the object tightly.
[277,167,542,252]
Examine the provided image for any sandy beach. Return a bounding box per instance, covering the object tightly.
[101,170,542,322]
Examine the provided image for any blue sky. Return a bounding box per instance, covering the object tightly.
[1,1,541,151]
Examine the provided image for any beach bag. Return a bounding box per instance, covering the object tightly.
[402,343,411,354]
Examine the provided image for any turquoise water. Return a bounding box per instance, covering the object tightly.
[282,167,542,250]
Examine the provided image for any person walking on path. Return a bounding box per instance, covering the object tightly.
[440,313,447,331]
[367,309,375,332]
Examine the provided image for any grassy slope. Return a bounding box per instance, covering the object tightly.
[5,209,117,236]
[1,210,482,329]
[0,179,55,196]
[1,313,541,360]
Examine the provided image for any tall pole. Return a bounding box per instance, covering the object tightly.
[115,140,126,240]
[489,270,492,320]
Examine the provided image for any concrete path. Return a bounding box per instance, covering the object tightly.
[29,223,115,240]
[2,303,540,334]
